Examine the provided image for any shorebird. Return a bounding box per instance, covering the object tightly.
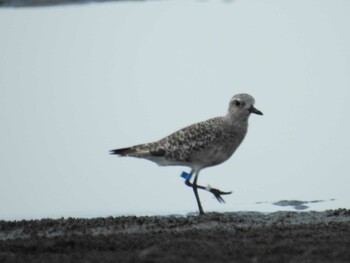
[110,93,263,214]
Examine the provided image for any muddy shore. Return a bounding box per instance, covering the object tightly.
[1,209,350,262]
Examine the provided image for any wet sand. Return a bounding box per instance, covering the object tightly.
[1,209,350,262]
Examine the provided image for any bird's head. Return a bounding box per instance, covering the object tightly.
[227,93,263,121]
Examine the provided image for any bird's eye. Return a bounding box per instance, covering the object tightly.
[234,100,241,107]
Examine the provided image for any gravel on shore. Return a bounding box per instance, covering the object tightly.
[1,209,350,262]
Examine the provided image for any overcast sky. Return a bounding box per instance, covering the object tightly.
[1,0,350,220]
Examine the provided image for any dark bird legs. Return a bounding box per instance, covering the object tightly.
[185,170,232,215]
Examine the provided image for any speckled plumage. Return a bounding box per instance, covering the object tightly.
[111,93,262,172]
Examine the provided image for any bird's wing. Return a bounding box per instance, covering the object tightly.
[110,117,225,161]
[156,117,225,161]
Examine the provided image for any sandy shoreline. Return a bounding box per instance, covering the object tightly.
[1,209,350,262]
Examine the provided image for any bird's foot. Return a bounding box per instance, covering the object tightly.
[206,185,232,203]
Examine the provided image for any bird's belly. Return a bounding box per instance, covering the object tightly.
[191,144,236,167]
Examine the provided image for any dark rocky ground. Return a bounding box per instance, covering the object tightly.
[1,209,350,262]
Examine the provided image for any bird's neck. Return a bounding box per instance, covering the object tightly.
[225,112,249,127]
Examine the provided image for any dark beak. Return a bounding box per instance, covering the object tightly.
[249,106,263,115]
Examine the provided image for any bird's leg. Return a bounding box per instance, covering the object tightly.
[205,185,232,203]
[192,171,205,215]
[185,173,232,204]
[184,170,205,214]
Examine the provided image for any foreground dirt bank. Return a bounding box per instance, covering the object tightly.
[1,209,350,262]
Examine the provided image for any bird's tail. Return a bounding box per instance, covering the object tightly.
[109,147,137,156]
[110,141,165,158]
[110,141,159,157]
